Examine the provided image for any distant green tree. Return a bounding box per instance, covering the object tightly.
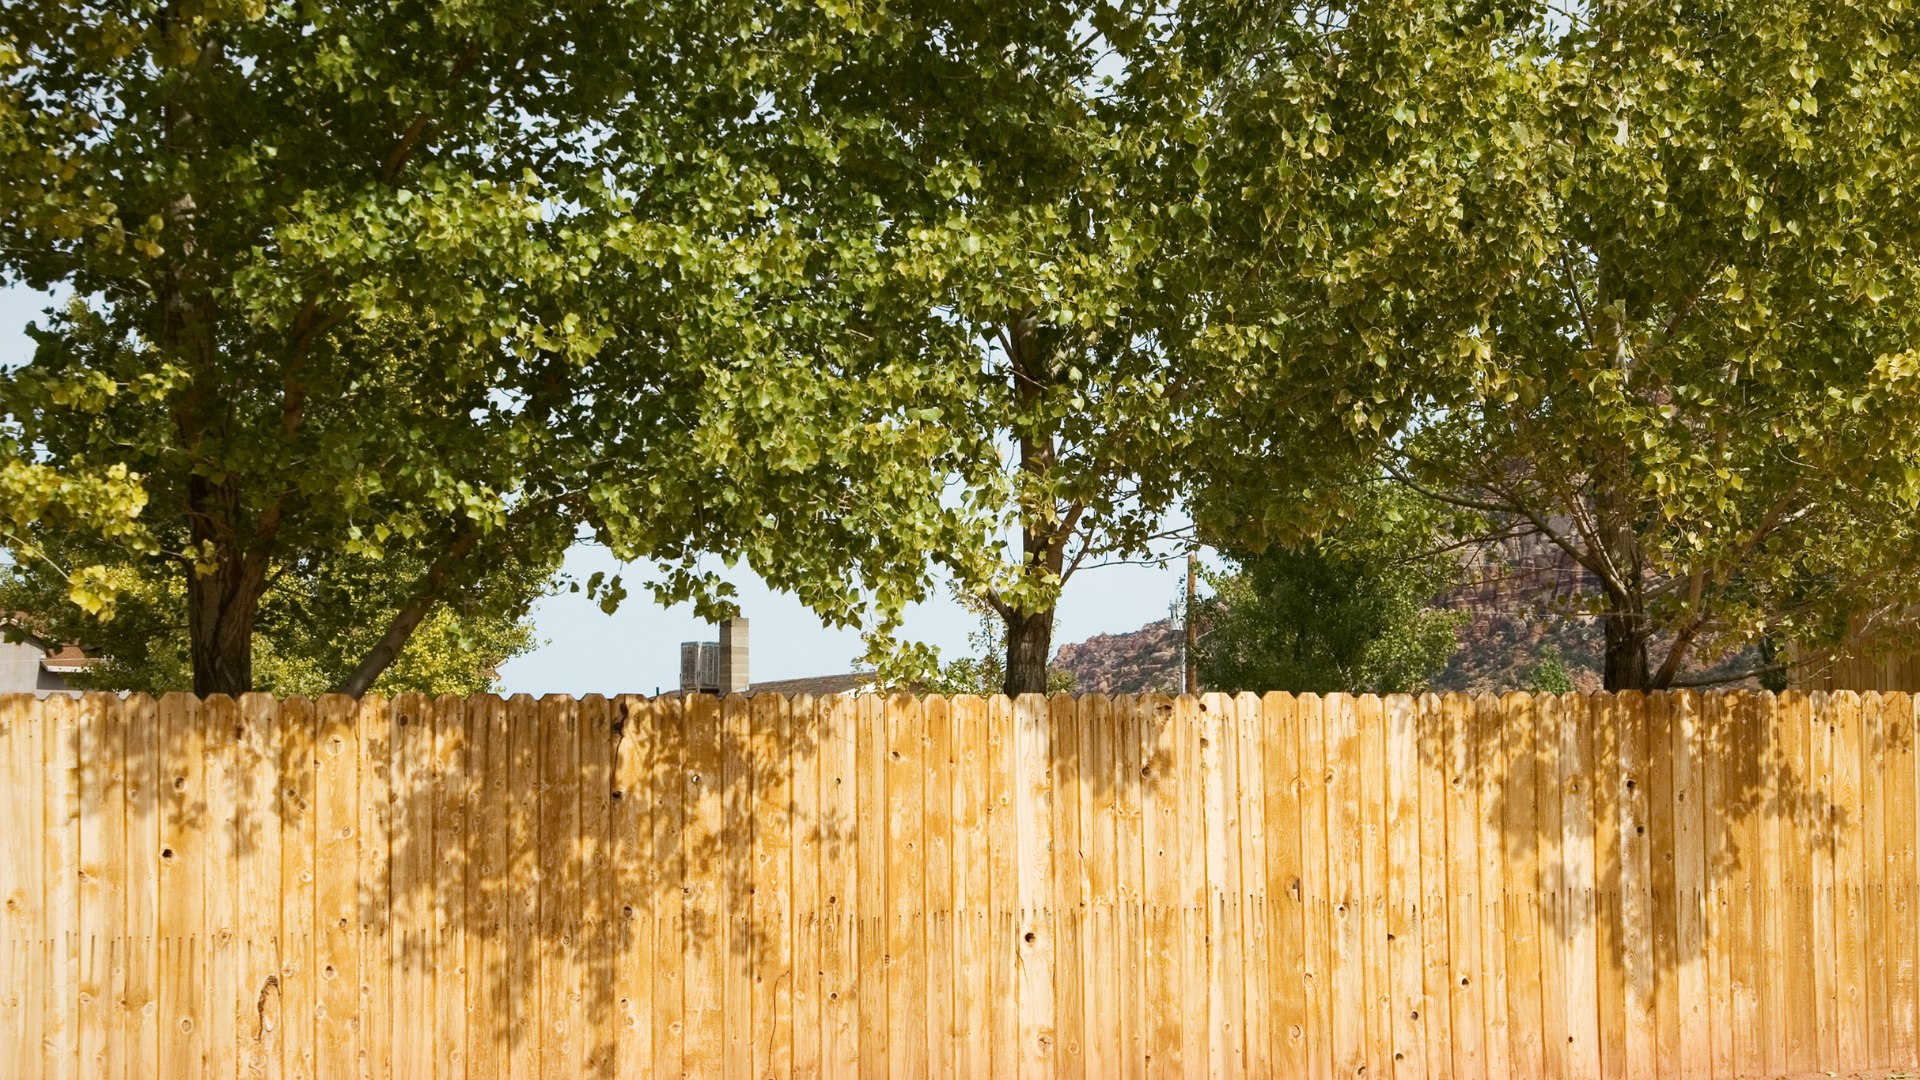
[1196,492,1464,694]
[1525,647,1578,695]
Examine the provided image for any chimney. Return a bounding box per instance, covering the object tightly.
[719,617,750,694]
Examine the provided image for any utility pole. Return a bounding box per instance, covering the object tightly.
[1184,552,1199,694]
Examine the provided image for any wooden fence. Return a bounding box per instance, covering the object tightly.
[1,689,1917,1079]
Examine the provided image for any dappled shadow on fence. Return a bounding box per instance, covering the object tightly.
[0,688,1913,1078]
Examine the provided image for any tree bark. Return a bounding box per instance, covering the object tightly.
[997,311,1068,698]
[1601,608,1652,692]
[1001,607,1054,697]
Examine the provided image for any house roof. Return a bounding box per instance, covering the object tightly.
[746,672,874,697]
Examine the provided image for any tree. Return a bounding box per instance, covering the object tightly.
[782,1,1229,696]
[0,531,549,695]
[1195,485,1464,693]
[923,591,1077,697]
[1196,0,1920,689]
[0,0,986,694]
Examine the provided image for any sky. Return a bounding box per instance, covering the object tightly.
[2,282,1192,693]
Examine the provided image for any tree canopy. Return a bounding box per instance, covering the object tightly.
[0,0,984,693]
[1195,0,1920,689]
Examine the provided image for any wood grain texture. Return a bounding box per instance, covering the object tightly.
[0,689,1915,1079]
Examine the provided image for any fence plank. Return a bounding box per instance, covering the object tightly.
[1049,694,1085,1080]
[1357,694,1391,1080]
[788,696,821,1080]
[578,696,613,1079]
[1140,694,1182,1080]
[312,696,358,1080]
[236,694,282,1080]
[1384,694,1424,1080]
[125,696,161,1080]
[428,695,466,1080]
[1201,693,1241,1080]
[683,694,724,1080]
[1417,694,1455,1080]
[610,697,651,1080]
[721,694,752,1080]
[74,694,123,1080]
[1645,693,1680,1080]
[465,697,509,1079]
[1079,696,1118,1080]
[950,695,990,1080]
[391,694,432,1080]
[1533,695,1566,1080]
[9,689,1920,1079]
[752,693,795,1080]
[650,697,687,1080]
[1501,692,1545,1080]
[817,695,858,1080]
[1113,696,1147,1080]
[1262,693,1310,1080]
[888,694,928,1080]
[1866,693,1893,1074]
[924,694,954,1080]
[538,697,583,1080]
[1443,692,1485,1080]
[1887,693,1920,1071]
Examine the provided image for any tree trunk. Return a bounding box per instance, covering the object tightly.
[1002,607,1054,698]
[335,525,481,696]
[1601,608,1652,692]
[185,534,266,696]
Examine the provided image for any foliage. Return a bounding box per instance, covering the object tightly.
[0,0,1002,693]
[922,592,1077,697]
[1,535,548,695]
[1524,647,1578,696]
[784,1,1235,694]
[1195,488,1464,694]
[1195,0,1920,688]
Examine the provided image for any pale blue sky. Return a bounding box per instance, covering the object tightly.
[1,283,1190,692]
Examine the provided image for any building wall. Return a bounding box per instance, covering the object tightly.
[0,638,76,695]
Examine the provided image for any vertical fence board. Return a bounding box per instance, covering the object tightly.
[817,695,857,1080]
[751,693,795,1080]
[1384,694,1424,1080]
[390,695,431,1080]
[923,695,954,1080]
[1080,696,1118,1080]
[75,695,124,1080]
[1114,696,1147,1080]
[125,696,161,1080]
[1500,693,1545,1080]
[1473,695,1511,1080]
[1262,693,1309,1080]
[1669,692,1709,1080]
[1835,692,1869,1070]
[682,694,724,1080]
[610,697,651,1080]
[464,697,508,1079]
[1357,694,1390,1080]
[428,695,466,1080]
[1887,693,1920,1070]
[788,696,821,1080]
[1443,693,1485,1080]
[1416,694,1454,1080]
[236,694,282,1080]
[1645,693,1680,1080]
[312,696,357,1080]
[355,694,391,1080]
[1049,694,1085,1080]
[721,695,753,1080]
[950,695,990,1080]
[6,690,1920,1079]
[1141,694,1181,1080]
[887,695,928,1080]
